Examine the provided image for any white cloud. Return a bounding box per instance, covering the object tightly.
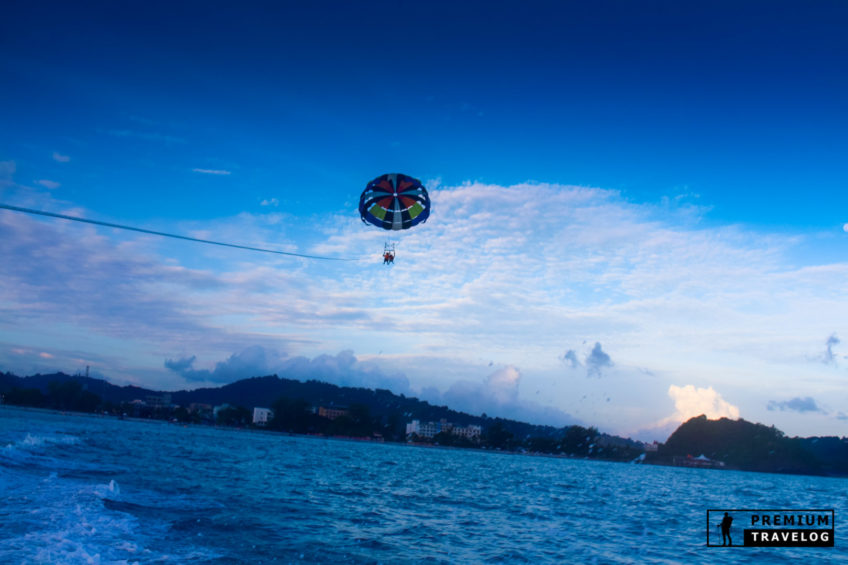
[52,152,71,163]
[439,370,514,413]
[483,365,521,404]
[192,168,231,175]
[635,383,742,440]
[439,365,579,426]
[653,385,740,430]
[36,179,61,189]
[261,198,279,207]
[0,208,234,347]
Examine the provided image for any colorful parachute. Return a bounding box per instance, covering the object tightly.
[359,173,430,231]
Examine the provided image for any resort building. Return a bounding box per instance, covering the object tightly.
[252,407,274,426]
[644,441,660,452]
[317,406,349,420]
[406,419,482,440]
[453,424,482,440]
[406,419,442,438]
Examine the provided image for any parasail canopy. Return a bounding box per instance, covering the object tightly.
[359,173,430,231]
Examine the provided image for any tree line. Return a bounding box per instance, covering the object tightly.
[1,378,644,461]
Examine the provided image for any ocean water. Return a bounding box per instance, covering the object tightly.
[1,407,846,564]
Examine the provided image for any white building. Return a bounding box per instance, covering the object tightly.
[406,419,482,440]
[252,407,274,426]
[453,424,482,439]
[406,419,443,438]
[317,406,348,420]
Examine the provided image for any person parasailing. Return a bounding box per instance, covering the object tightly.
[358,173,430,264]
[382,242,396,265]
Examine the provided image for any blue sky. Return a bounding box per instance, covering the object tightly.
[2,1,847,440]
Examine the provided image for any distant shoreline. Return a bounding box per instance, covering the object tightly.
[5,394,847,479]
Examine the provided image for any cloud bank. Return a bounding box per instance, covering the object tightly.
[165,347,411,393]
[433,366,580,427]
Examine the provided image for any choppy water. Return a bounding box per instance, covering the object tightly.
[1,406,846,564]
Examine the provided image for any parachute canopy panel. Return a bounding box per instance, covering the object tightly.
[359,173,430,231]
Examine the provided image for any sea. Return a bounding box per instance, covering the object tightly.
[1,406,846,564]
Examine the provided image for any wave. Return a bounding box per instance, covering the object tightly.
[1,433,81,470]
[1,472,221,564]
[3,432,80,453]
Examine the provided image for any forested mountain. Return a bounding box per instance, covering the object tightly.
[0,371,635,452]
[654,415,848,476]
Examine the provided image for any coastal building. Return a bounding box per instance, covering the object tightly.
[673,454,726,469]
[453,424,482,440]
[406,419,482,440]
[406,419,442,438]
[252,407,274,426]
[318,406,348,420]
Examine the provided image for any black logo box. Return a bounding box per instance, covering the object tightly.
[706,509,835,548]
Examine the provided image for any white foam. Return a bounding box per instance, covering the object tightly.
[94,480,120,498]
[22,433,78,447]
[1,433,82,472]
[0,473,221,564]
